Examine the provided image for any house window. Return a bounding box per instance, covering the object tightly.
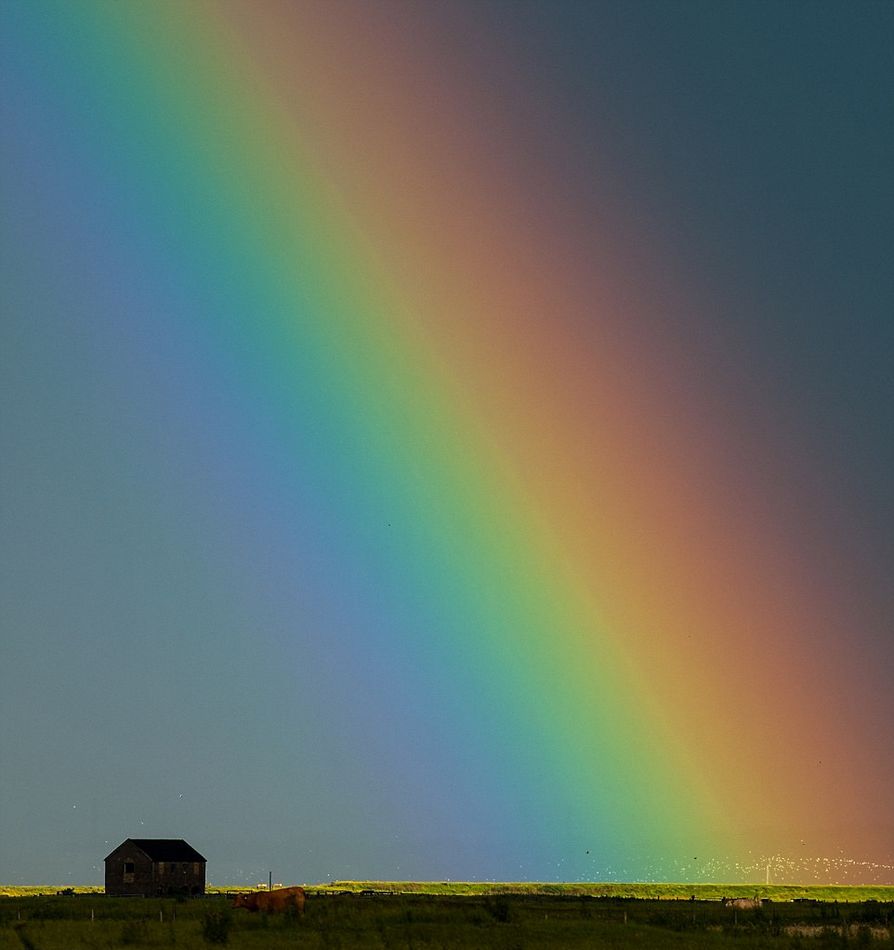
[123,862,134,883]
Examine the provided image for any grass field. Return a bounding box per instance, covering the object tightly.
[1,889,893,949]
[322,882,894,903]
[4,883,894,902]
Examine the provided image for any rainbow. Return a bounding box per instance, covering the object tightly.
[2,1,890,882]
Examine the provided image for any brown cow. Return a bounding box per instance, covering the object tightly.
[232,886,306,915]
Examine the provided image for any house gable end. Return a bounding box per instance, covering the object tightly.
[103,839,154,864]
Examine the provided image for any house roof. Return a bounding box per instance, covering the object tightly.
[106,839,206,862]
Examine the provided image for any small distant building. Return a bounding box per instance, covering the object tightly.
[104,838,206,897]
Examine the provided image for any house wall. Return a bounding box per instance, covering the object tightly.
[104,841,155,897]
[153,859,206,896]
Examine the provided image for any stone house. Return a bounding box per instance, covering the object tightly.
[104,838,206,897]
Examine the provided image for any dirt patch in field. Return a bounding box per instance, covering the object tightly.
[784,924,890,940]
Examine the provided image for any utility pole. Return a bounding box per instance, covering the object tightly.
[269,871,272,891]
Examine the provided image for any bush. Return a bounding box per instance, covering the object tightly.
[119,919,149,945]
[202,910,232,945]
[485,897,511,923]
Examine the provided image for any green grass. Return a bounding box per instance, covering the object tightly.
[0,888,104,898]
[0,891,892,949]
[0,887,258,899]
[4,883,892,901]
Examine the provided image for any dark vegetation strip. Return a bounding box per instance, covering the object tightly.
[1,893,893,949]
